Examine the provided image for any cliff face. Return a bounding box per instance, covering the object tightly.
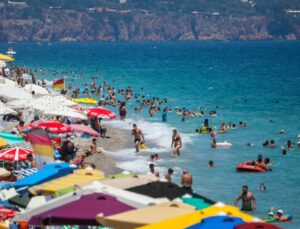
[0,10,299,42]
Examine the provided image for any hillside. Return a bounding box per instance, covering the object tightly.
[0,0,300,41]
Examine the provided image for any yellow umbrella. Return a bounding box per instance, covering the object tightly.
[137,202,261,229]
[0,53,15,62]
[0,137,8,148]
[29,169,105,197]
[96,202,196,229]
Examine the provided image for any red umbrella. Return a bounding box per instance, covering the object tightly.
[87,107,117,120]
[30,120,71,134]
[69,124,100,137]
[0,147,33,161]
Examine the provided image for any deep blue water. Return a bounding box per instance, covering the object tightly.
[1,41,300,228]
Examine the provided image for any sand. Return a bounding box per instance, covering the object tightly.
[74,126,132,175]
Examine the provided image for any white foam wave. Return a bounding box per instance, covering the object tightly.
[105,118,193,149]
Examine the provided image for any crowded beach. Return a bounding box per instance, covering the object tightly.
[0,52,296,228]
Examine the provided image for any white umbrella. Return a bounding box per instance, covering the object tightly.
[0,84,32,100]
[44,109,87,120]
[5,99,32,109]
[24,84,49,95]
[0,76,17,86]
[0,102,17,115]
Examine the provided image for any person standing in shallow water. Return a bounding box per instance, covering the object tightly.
[131,124,145,153]
[119,102,127,120]
[235,185,256,211]
[171,129,182,157]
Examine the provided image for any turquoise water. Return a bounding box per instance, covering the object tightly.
[2,41,300,228]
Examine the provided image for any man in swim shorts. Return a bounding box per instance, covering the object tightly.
[235,185,256,211]
[131,123,145,152]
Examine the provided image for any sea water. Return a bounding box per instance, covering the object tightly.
[1,41,300,228]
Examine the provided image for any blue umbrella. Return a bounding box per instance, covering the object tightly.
[14,163,76,193]
[186,216,245,229]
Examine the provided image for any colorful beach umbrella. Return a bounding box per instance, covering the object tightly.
[126,181,195,200]
[29,120,71,134]
[137,202,261,229]
[0,53,14,62]
[29,193,135,226]
[0,137,8,148]
[100,175,159,190]
[0,133,24,145]
[235,222,283,229]
[8,194,31,209]
[13,163,76,193]
[180,196,213,210]
[87,107,117,120]
[69,124,100,137]
[29,169,104,197]
[96,201,196,229]
[185,216,245,229]
[0,147,33,161]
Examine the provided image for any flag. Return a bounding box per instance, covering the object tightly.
[25,128,54,169]
[53,78,65,90]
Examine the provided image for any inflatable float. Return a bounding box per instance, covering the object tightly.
[216,141,232,147]
[72,98,97,105]
[236,160,266,172]
[265,214,293,223]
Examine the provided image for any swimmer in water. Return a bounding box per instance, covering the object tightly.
[258,183,266,191]
[208,160,214,168]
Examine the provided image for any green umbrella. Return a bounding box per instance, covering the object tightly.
[8,193,31,208]
[181,196,213,210]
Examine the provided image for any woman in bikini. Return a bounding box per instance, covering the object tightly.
[171,129,182,157]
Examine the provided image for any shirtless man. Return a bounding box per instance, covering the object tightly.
[171,129,182,157]
[181,170,193,192]
[131,124,145,152]
[235,185,256,211]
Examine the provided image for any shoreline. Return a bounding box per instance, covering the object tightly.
[74,125,132,175]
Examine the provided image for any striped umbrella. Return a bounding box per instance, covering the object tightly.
[0,147,33,161]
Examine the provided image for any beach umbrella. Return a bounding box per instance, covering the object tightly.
[87,107,117,120]
[235,222,283,229]
[0,147,33,161]
[136,202,261,229]
[0,133,24,145]
[69,124,99,137]
[8,194,31,209]
[96,201,196,229]
[44,110,88,120]
[126,181,195,200]
[0,207,17,221]
[0,138,8,148]
[0,84,32,100]
[185,216,245,229]
[0,188,18,201]
[81,181,169,209]
[29,120,71,134]
[29,193,135,226]
[29,169,105,197]
[0,53,14,62]
[100,175,159,190]
[24,84,49,95]
[0,102,17,116]
[5,99,32,109]
[180,196,213,210]
[13,163,77,192]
